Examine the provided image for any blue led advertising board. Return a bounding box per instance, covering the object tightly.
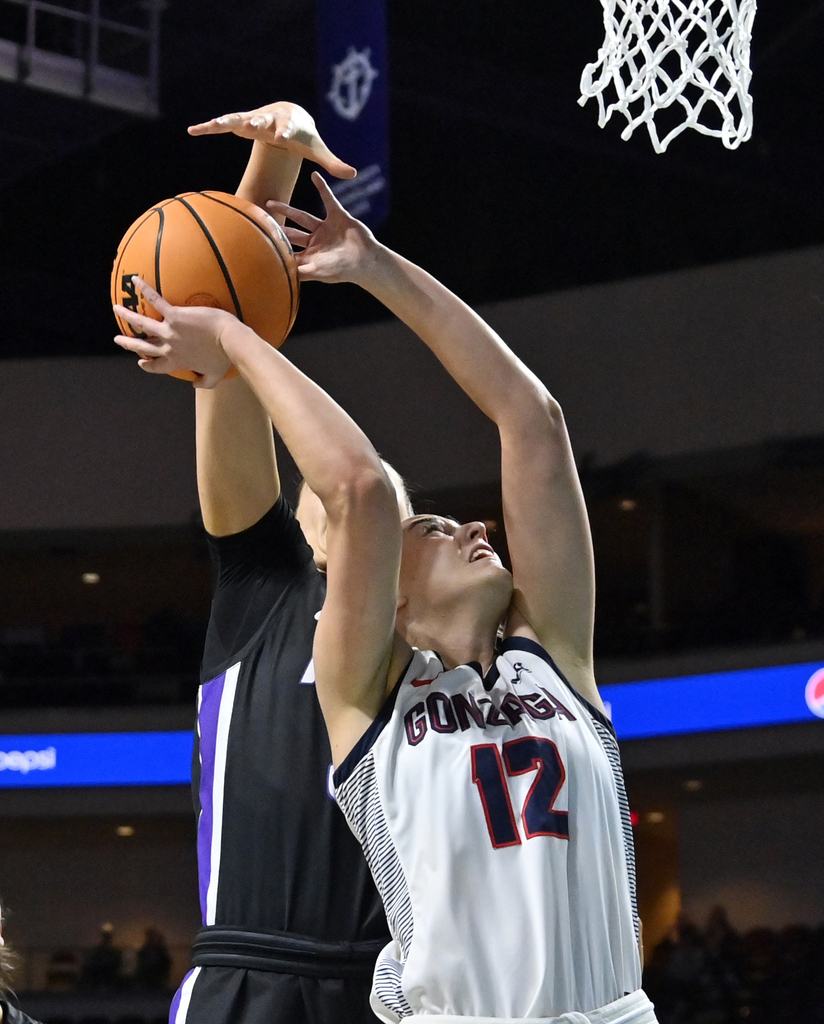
[0,731,193,788]
[0,663,822,788]
[601,660,824,740]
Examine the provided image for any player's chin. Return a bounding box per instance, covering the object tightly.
[474,559,513,597]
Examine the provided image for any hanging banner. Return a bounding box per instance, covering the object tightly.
[317,0,390,226]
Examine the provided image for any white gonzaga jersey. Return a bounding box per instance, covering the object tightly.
[333,636,641,1022]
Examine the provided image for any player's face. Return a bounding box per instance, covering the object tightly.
[399,515,512,612]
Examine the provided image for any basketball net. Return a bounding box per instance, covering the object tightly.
[579,0,757,152]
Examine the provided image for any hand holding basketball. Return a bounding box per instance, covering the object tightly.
[268,172,376,284]
[188,101,357,180]
[114,277,234,389]
[111,190,299,382]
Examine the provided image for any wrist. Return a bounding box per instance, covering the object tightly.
[216,314,257,364]
[252,138,301,174]
[347,235,388,289]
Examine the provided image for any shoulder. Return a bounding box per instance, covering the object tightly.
[499,630,610,726]
[207,495,315,572]
[332,647,439,786]
[504,611,603,714]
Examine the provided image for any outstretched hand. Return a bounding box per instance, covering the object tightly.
[113,277,234,388]
[188,101,357,180]
[267,172,377,285]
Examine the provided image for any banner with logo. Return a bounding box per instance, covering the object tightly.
[317,0,390,226]
[603,660,824,740]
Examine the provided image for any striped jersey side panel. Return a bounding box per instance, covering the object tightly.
[335,749,414,1019]
[592,718,640,942]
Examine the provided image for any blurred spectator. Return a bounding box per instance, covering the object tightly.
[644,910,824,1024]
[660,913,714,1023]
[0,898,45,1024]
[703,905,741,1022]
[134,927,172,990]
[78,924,123,992]
[44,948,81,991]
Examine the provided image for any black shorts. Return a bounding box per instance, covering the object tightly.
[171,966,376,1024]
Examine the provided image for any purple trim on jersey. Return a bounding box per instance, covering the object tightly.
[197,671,227,921]
[168,968,193,1022]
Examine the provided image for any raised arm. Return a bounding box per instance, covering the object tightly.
[190,102,355,537]
[271,176,599,708]
[114,283,407,764]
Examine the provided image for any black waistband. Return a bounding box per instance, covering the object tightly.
[191,926,386,978]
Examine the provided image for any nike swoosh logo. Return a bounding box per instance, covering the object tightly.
[410,678,434,687]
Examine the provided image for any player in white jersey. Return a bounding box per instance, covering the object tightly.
[113,159,658,1024]
[334,639,641,1022]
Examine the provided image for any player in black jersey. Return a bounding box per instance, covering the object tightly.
[116,265,406,1021]
[129,103,408,1024]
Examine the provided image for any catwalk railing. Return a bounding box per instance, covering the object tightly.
[0,0,161,114]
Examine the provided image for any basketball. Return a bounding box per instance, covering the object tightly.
[111,191,300,380]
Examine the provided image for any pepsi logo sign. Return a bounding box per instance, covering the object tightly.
[805,667,824,718]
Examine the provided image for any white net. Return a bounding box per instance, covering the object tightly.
[579,0,758,153]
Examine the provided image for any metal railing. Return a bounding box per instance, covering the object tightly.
[0,0,162,114]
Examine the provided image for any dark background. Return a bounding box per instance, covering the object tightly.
[1,0,823,360]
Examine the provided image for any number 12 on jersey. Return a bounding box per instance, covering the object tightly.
[471,736,569,849]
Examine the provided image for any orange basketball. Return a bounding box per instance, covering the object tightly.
[111,191,300,380]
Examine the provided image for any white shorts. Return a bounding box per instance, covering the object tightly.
[406,989,658,1024]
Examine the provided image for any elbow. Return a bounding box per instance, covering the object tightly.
[498,389,571,469]
[544,393,566,432]
[324,460,399,526]
[509,387,566,440]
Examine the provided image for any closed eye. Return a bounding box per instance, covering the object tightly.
[403,515,459,536]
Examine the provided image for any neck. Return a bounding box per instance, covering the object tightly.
[402,604,501,673]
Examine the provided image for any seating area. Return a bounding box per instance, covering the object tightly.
[644,914,824,1024]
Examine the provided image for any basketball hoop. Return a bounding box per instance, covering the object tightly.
[579,0,757,153]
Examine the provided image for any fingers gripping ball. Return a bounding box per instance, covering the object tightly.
[111,192,300,380]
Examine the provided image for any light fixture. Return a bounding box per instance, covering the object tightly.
[646,811,665,823]
[82,572,101,585]
[115,825,135,837]
[619,499,637,512]
[683,779,703,792]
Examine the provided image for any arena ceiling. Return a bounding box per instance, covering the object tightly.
[1,0,823,359]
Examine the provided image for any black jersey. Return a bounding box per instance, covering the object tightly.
[189,496,388,944]
[1,1000,45,1024]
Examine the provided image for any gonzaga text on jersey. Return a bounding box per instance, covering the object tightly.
[404,684,576,745]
